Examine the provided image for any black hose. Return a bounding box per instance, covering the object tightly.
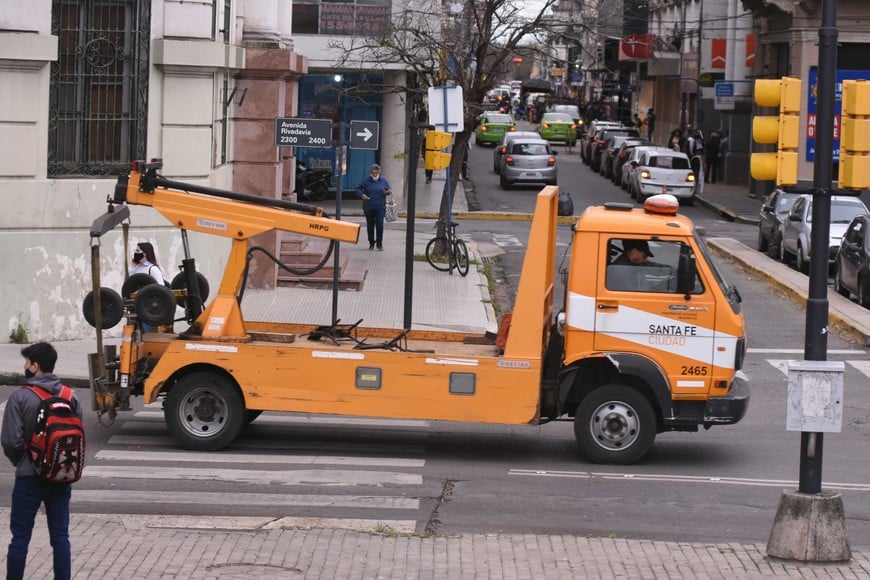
[238,242,335,303]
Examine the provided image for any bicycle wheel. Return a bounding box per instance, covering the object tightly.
[425,236,452,271]
[452,239,470,277]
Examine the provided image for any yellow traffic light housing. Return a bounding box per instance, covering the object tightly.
[839,79,870,190]
[425,130,452,171]
[750,77,802,186]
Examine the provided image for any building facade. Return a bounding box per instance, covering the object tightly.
[0,0,418,342]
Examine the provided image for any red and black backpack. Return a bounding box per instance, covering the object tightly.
[26,385,86,484]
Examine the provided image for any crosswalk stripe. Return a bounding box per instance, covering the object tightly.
[106,434,427,455]
[132,410,430,428]
[749,348,865,354]
[94,449,425,468]
[82,465,423,486]
[73,490,420,510]
[848,360,870,377]
[766,359,870,380]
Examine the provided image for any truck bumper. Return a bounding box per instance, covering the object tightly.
[704,372,750,425]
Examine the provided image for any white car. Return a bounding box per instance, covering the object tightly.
[622,146,672,196]
[629,149,696,204]
[780,194,870,273]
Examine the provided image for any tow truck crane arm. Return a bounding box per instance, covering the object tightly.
[107,160,359,339]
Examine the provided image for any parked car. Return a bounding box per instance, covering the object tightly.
[591,128,639,173]
[475,112,516,146]
[492,131,540,173]
[834,213,870,306]
[621,146,667,195]
[612,139,652,186]
[499,138,558,189]
[537,112,578,146]
[600,135,646,179]
[757,188,801,258]
[628,149,696,203]
[781,194,870,273]
[580,121,623,164]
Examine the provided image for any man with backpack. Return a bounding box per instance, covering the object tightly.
[2,342,84,580]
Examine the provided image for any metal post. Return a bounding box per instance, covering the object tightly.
[331,123,345,326]
[441,87,453,274]
[800,0,838,495]
[403,125,421,330]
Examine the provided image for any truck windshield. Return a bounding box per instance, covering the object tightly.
[694,231,742,314]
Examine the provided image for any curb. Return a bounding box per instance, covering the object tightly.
[695,195,760,226]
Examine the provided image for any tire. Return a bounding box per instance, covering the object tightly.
[757,228,768,252]
[780,238,793,265]
[796,244,809,274]
[574,384,656,464]
[452,239,470,277]
[308,182,328,202]
[834,266,850,298]
[82,288,124,329]
[859,275,870,308]
[170,272,211,308]
[767,233,782,260]
[425,236,452,271]
[133,284,176,326]
[684,195,695,207]
[122,273,158,300]
[165,371,245,451]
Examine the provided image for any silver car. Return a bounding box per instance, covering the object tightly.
[492,131,540,174]
[780,194,869,273]
[499,139,558,189]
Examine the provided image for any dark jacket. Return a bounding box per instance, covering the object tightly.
[355,175,392,210]
[1,374,82,478]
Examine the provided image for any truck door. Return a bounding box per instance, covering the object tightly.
[594,237,717,395]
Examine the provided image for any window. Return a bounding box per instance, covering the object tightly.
[292,0,390,36]
[49,0,149,176]
[606,239,703,294]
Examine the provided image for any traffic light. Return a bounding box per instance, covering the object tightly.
[425,130,452,171]
[750,77,802,186]
[839,79,870,190]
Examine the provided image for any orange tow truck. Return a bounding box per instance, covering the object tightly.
[86,161,748,464]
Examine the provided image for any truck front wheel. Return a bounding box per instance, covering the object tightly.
[165,371,245,451]
[574,385,656,464]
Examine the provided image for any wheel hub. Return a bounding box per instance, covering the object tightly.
[180,389,227,435]
[591,402,639,450]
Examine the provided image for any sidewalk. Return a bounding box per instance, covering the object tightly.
[3,171,870,576]
[6,509,869,579]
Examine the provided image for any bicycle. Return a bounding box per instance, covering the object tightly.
[425,220,470,276]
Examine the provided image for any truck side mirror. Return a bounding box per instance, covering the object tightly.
[676,251,696,296]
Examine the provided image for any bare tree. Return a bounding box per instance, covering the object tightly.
[331,0,566,222]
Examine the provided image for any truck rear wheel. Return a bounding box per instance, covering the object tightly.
[165,371,245,451]
[574,385,655,464]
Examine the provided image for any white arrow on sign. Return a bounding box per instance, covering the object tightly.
[356,127,373,142]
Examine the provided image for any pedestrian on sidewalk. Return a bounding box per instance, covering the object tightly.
[131,241,165,286]
[355,164,392,251]
[2,342,82,580]
[645,108,655,142]
[705,130,721,184]
[130,241,167,332]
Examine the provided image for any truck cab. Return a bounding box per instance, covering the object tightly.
[552,196,749,463]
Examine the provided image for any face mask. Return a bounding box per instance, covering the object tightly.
[133,252,144,263]
[371,173,379,179]
[24,368,34,379]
